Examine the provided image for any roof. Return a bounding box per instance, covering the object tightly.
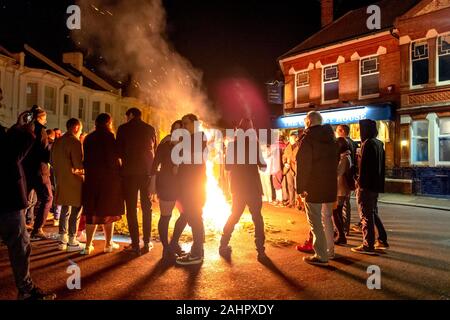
[278,0,420,61]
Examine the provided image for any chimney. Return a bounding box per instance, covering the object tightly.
[321,0,334,28]
[63,52,84,71]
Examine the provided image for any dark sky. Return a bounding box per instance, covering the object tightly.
[0,0,378,112]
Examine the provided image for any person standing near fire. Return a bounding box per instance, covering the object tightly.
[219,118,268,262]
[175,113,207,266]
[150,120,188,262]
[116,107,157,256]
[282,132,299,208]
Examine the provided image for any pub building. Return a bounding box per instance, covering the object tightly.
[275,0,450,197]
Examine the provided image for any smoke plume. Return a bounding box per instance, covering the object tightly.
[73,0,214,123]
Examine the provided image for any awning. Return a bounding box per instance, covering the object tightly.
[273,104,395,129]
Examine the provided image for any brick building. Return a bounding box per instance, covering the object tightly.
[394,0,450,196]
[276,0,450,196]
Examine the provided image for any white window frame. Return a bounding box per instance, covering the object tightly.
[410,119,430,165]
[43,85,57,115]
[322,63,339,104]
[437,32,450,86]
[359,54,380,99]
[436,117,450,165]
[62,93,71,117]
[78,96,86,121]
[92,100,101,121]
[294,69,310,107]
[410,39,429,89]
[26,82,39,109]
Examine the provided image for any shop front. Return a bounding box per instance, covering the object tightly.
[274,103,395,157]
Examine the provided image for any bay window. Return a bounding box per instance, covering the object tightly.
[295,71,309,106]
[323,64,339,102]
[360,56,379,97]
[411,120,429,163]
[438,117,450,162]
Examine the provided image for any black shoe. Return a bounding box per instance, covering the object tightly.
[30,229,47,241]
[18,287,56,300]
[334,238,347,245]
[162,248,176,262]
[351,245,377,255]
[303,256,328,266]
[219,245,232,258]
[375,240,389,250]
[123,245,141,256]
[170,243,186,257]
[176,253,203,265]
[142,242,154,254]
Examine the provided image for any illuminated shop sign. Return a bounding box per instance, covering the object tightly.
[274,105,394,129]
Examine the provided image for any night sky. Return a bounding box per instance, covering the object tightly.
[0,0,378,115]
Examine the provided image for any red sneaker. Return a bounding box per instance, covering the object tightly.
[295,240,314,254]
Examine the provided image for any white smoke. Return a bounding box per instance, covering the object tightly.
[73,0,214,123]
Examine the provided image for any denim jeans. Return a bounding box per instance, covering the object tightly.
[357,189,387,249]
[221,193,265,253]
[0,211,34,295]
[59,206,82,239]
[342,195,351,233]
[304,202,335,261]
[28,175,53,233]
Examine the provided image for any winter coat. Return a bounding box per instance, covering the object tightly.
[0,126,35,214]
[23,121,50,181]
[337,150,352,197]
[358,119,385,193]
[296,124,338,203]
[116,118,157,176]
[82,128,124,218]
[225,136,266,197]
[150,135,178,201]
[51,132,84,207]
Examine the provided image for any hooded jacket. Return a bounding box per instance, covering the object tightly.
[296,124,338,203]
[358,119,385,193]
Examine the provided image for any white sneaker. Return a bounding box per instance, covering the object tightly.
[104,242,120,253]
[58,242,67,251]
[59,234,69,244]
[80,245,94,255]
[67,237,84,252]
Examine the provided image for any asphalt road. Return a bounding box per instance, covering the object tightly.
[0,201,449,300]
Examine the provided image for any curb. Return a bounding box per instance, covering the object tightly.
[350,196,450,212]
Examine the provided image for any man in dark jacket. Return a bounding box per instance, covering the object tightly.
[296,111,338,266]
[351,119,388,255]
[23,106,53,241]
[0,112,56,300]
[219,118,268,262]
[116,107,157,255]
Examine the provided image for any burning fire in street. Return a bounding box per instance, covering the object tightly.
[202,160,231,232]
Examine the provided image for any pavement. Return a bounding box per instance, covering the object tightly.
[0,197,450,300]
[376,193,450,211]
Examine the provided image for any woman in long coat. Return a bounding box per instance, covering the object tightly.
[81,113,124,255]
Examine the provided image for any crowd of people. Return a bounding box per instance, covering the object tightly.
[0,83,389,298]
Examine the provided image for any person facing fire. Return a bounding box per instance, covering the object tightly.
[116,107,157,256]
[219,118,268,262]
[150,119,188,262]
[175,113,207,266]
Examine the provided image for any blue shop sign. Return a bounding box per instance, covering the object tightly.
[274,104,394,129]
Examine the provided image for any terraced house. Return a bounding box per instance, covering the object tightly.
[276,0,450,197]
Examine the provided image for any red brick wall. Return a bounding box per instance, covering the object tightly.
[379,51,401,95]
[339,60,359,102]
